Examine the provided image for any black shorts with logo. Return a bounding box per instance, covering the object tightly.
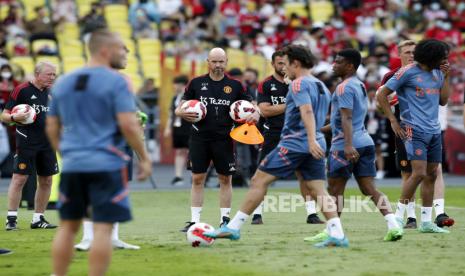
[188,137,235,175]
[13,148,59,176]
[57,169,132,223]
[395,136,412,172]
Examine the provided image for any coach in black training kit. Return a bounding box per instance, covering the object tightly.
[256,50,289,163]
[176,48,260,232]
[2,61,59,230]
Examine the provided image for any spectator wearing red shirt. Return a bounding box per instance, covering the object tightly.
[362,0,386,14]
[238,6,260,38]
[0,63,18,152]
[444,21,463,47]
[450,2,465,31]
[0,64,18,110]
[219,0,240,34]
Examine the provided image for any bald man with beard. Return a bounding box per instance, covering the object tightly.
[176,48,260,232]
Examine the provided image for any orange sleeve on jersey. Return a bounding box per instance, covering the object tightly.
[394,63,415,80]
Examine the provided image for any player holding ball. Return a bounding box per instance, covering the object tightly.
[176,47,260,232]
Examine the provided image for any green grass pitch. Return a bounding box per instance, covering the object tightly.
[1,186,464,275]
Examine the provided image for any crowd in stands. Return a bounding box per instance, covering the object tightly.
[0,0,464,178]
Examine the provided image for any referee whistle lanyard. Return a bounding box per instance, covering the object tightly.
[230,123,264,145]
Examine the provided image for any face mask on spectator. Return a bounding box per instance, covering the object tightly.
[263,26,275,35]
[15,36,25,44]
[458,3,465,12]
[332,20,344,29]
[443,22,452,31]
[366,75,377,84]
[413,3,422,12]
[229,39,241,49]
[257,36,267,45]
[431,3,440,11]
[1,71,12,79]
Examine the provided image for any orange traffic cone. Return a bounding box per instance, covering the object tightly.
[230,123,264,145]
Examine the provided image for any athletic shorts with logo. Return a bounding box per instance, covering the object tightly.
[328,146,376,178]
[395,135,411,172]
[14,148,58,176]
[188,137,235,175]
[402,125,442,163]
[258,146,326,181]
[57,169,132,223]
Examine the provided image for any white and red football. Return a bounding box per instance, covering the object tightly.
[186,222,215,247]
[229,100,255,123]
[181,100,207,123]
[12,104,37,125]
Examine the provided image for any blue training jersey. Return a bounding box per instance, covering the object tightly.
[330,76,374,151]
[279,75,330,153]
[385,63,444,134]
[49,66,137,172]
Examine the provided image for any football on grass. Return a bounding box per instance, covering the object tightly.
[186,222,215,247]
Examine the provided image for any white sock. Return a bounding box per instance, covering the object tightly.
[227,211,249,230]
[395,202,407,219]
[420,207,433,223]
[220,208,231,222]
[82,221,94,241]
[252,202,263,215]
[32,213,43,223]
[326,217,345,239]
[112,222,119,241]
[433,198,444,217]
[384,213,400,230]
[7,210,17,217]
[407,201,416,218]
[305,200,317,215]
[191,207,202,223]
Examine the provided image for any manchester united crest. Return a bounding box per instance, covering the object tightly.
[223,86,232,94]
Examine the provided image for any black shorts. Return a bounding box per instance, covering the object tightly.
[57,169,132,223]
[258,134,280,163]
[395,136,412,172]
[13,148,59,176]
[173,134,189,149]
[369,133,383,146]
[188,138,235,175]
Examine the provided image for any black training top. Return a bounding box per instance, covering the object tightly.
[5,82,52,150]
[381,68,401,121]
[256,75,288,136]
[182,73,252,139]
